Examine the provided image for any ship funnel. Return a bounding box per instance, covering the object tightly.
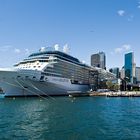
[54,44,59,51]
[63,44,70,54]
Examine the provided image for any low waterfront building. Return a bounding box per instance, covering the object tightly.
[109,67,120,78]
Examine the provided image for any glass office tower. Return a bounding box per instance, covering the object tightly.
[124,52,135,83]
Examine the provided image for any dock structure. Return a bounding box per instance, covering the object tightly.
[69,91,140,97]
[104,91,140,97]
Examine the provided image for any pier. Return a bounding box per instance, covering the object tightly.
[69,91,140,97]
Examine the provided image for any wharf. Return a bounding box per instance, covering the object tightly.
[104,92,140,97]
[69,91,140,97]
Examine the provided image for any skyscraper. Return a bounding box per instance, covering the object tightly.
[120,67,125,79]
[124,52,136,83]
[91,52,106,69]
[136,67,140,83]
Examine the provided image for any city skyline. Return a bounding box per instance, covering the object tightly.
[0,0,140,69]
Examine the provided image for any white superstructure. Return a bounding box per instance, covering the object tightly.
[0,47,94,97]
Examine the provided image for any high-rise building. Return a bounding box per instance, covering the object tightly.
[91,52,106,69]
[136,67,140,83]
[120,67,125,79]
[109,67,120,78]
[124,52,136,83]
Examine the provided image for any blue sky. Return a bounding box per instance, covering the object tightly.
[0,0,140,69]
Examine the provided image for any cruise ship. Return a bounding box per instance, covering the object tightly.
[0,47,95,97]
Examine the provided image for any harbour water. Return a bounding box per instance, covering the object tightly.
[1,95,140,140]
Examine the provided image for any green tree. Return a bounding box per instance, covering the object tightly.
[106,81,113,90]
[106,81,119,91]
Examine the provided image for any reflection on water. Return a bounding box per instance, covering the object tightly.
[0,96,140,139]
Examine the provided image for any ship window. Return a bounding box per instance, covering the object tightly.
[39,60,48,62]
[40,76,44,81]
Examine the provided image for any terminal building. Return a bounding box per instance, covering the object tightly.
[109,67,120,78]
[91,52,106,69]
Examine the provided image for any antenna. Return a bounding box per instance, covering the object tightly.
[39,47,46,52]
[63,44,70,54]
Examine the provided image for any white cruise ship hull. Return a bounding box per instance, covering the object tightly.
[0,69,90,97]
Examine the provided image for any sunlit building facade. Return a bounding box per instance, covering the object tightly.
[91,52,106,69]
[136,67,140,83]
[124,52,136,83]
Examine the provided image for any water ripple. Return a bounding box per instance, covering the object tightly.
[1,97,140,139]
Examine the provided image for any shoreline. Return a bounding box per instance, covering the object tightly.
[69,91,140,97]
[1,91,140,98]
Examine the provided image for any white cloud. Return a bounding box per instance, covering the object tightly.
[114,44,131,54]
[25,49,30,55]
[137,2,140,9]
[127,15,134,21]
[115,47,123,53]
[0,45,13,52]
[117,10,125,16]
[122,44,131,51]
[117,10,134,22]
[110,52,114,55]
[14,48,21,54]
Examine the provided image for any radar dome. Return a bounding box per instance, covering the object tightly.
[54,44,59,51]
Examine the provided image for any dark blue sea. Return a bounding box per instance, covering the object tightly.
[0,95,140,140]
